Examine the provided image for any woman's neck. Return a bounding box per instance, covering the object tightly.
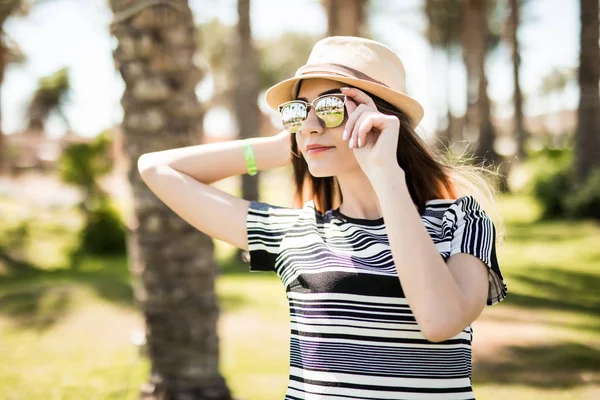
[336,170,382,220]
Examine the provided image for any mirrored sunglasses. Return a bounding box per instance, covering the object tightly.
[277,93,347,134]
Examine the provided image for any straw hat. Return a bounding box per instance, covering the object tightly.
[264,36,424,127]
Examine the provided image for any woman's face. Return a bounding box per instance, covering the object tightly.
[294,78,361,178]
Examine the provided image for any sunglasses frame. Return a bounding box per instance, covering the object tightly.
[277,93,348,131]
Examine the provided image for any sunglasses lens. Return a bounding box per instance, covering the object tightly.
[315,95,345,128]
[280,102,307,133]
[279,95,345,132]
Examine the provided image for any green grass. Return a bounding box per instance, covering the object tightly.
[0,191,599,399]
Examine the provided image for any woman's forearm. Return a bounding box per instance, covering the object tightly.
[370,166,466,341]
[138,131,291,184]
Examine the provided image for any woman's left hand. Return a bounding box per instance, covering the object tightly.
[341,87,403,176]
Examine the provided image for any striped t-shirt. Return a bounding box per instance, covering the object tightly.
[246,195,507,400]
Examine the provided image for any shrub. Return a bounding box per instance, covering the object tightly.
[566,167,600,220]
[527,145,600,220]
[529,147,576,219]
[80,199,127,255]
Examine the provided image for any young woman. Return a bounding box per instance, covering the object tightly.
[138,36,507,400]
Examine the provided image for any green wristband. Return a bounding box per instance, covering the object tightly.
[242,140,258,176]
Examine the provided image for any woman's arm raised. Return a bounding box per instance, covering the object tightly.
[137,130,291,251]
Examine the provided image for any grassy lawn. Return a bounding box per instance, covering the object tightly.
[0,186,599,399]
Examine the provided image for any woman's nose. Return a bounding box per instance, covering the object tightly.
[300,107,323,136]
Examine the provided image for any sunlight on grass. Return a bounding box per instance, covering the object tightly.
[496,193,542,225]
[0,289,148,400]
[476,385,600,400]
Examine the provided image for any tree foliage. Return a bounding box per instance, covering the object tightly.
[57,130,112,190]
[26,66,71,131]
[58,130,125,256]
[257,31,319,91]
[198,19,317,104]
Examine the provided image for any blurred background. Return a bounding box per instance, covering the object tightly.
[0,0,599,399]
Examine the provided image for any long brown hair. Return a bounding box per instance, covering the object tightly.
[289,82,504,240]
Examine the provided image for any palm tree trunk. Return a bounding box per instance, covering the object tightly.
[236,0,260,202]
[0,1,20,175]
[510,0,525,160]
[576,0,600,183]
[460,0,500,165]
[324,0,366,36]
[0,41,7,174]
[109,1,232,399]
[477,60,499,163]
[236,0,259,262]
[460,0,482,145]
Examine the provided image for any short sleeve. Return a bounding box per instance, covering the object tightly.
[443,195,508,306]
[246,201,301,272]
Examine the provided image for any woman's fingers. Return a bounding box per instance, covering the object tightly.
[345,103,367,147]
[351,112,378,148]
[357,114,380,148]
[345,96,358,113]
[341,87,377,108]
[350,112,367,148]
[342,87,379,148]
[343,99,357,141]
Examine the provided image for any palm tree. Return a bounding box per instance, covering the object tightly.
[109,1,232,399]
[197,18,237,109]
[459,0,501,165]
[424,0,461,148]
[323,0,367,37]
[0,0,27,173]
[26,67,70,134]
[424,0,504,164]
[508,0,525,160]
[236,0,260,203]
[235,0,260,263]
[575,0,600,183]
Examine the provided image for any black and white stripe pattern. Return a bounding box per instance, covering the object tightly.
[246,195,507,399]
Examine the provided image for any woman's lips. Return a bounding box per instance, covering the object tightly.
[307,146,334,155]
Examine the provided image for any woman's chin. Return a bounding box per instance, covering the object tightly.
[307,165,336,178]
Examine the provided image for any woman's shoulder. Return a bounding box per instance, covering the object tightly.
[424,195,480,210]
[247,200,309,225]
[421,195,487,222]
[249,199,313,212]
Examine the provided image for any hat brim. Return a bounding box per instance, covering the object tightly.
[264,74,424,128]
